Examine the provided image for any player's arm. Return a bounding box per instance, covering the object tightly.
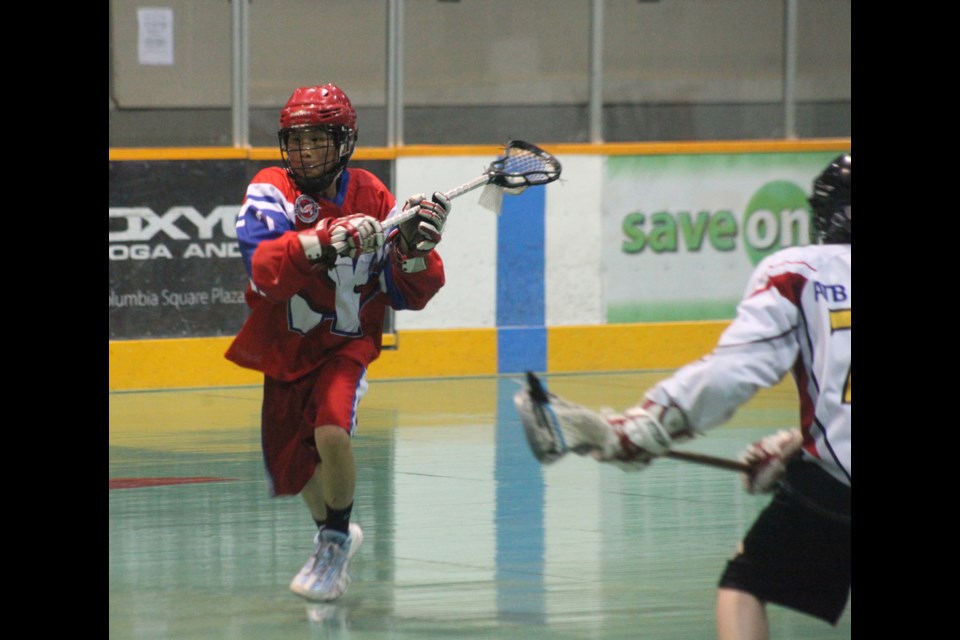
[514,373,688,472]
[516,257,805,471]
[380,192,450,310]
[387,192,451,273]
[239,188,385,301]
[234,182,316,301]
[235,182,296,279]
[643,256,805,433]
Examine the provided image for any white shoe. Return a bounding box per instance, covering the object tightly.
[290,523,364,602]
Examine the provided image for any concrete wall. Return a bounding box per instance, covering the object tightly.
[109,0,852,146]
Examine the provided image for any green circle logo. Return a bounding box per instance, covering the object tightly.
[743,180,811,265]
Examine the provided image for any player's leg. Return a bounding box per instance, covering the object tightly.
[313,423,357,522]
[261,374,323,498]
[716,586,769,640]
[289,357,368,602]
[300,465,326,524]
[716,460,851,634]
[296,427,356,527]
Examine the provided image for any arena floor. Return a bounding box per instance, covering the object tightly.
[109,372,850,639]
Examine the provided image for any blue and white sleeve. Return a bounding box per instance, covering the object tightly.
[234,182,295,278]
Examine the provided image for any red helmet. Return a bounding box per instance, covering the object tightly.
[278,84,358,194]
[279,84,357,130]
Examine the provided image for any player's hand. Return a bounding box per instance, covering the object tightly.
[514,372,671,471]
[739,428,803,494]
[593,406,673,471]
[300,214,384,266]
[299,216,341,265]
[328,213,385,259]
[397,192,451,257]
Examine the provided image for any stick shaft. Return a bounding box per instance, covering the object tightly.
[385,173,491,231]
[666,450,750,473]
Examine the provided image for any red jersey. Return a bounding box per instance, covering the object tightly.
[225,167,444,381]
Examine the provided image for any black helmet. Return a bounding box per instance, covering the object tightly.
[809,153,851,244]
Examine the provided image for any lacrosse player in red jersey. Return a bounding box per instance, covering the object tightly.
[515,155,851,638]
[225,83,452,602]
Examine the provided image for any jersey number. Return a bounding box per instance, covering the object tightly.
[830,309,851,404]
[287,261,370,337]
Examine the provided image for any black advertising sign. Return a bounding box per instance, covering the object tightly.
[109,159,393,340]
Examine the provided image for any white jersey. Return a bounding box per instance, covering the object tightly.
[645,243,851,487]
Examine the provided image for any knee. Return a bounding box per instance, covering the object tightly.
[314,424,351,456]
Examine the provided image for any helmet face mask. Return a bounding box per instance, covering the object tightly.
[809,153,851,245]
[278,84,358,194]
[280,125,355,194]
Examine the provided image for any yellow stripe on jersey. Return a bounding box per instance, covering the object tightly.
[830,309,851,331]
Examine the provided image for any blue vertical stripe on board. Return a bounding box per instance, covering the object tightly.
[496,186,546,373]
[495,188,547,621]
[495,376,546,623]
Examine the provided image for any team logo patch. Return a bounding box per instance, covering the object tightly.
[294,194,320,225]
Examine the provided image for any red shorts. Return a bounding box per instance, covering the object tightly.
[260,356,369,496]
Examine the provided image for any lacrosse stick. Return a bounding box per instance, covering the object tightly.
[322,140,562,261]
[522,371,750,474]
[387,139,562,231]
[664,447,750,473]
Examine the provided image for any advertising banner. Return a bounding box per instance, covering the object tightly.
[109,159,393,340]
[603,152,840,322]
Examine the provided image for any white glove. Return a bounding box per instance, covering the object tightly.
[330,213,384,259]
[514,382,671,471]
[739,428,803,494]
[298,214,384,264]
[397,192,451,256]
[594,406,673,471]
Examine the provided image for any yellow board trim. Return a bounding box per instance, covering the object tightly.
[548,321,729,372]
[109,329,497,392]
[109,322,730,392]
[109,139,850,162]
[109,147,251,161]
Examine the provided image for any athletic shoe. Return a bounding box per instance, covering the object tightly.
[289,523,364,602]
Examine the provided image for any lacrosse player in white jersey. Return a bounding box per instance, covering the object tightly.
[515,154,851,639]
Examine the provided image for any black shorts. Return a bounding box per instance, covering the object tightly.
[718,459,851,625]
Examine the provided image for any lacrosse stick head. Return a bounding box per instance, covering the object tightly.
[474,140,562,214]
[487,140,562,193]
[516,371,616,465]
[514,372,567,464]
[383,139,563,231]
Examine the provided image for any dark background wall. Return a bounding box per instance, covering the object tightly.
[108,159,393,339]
